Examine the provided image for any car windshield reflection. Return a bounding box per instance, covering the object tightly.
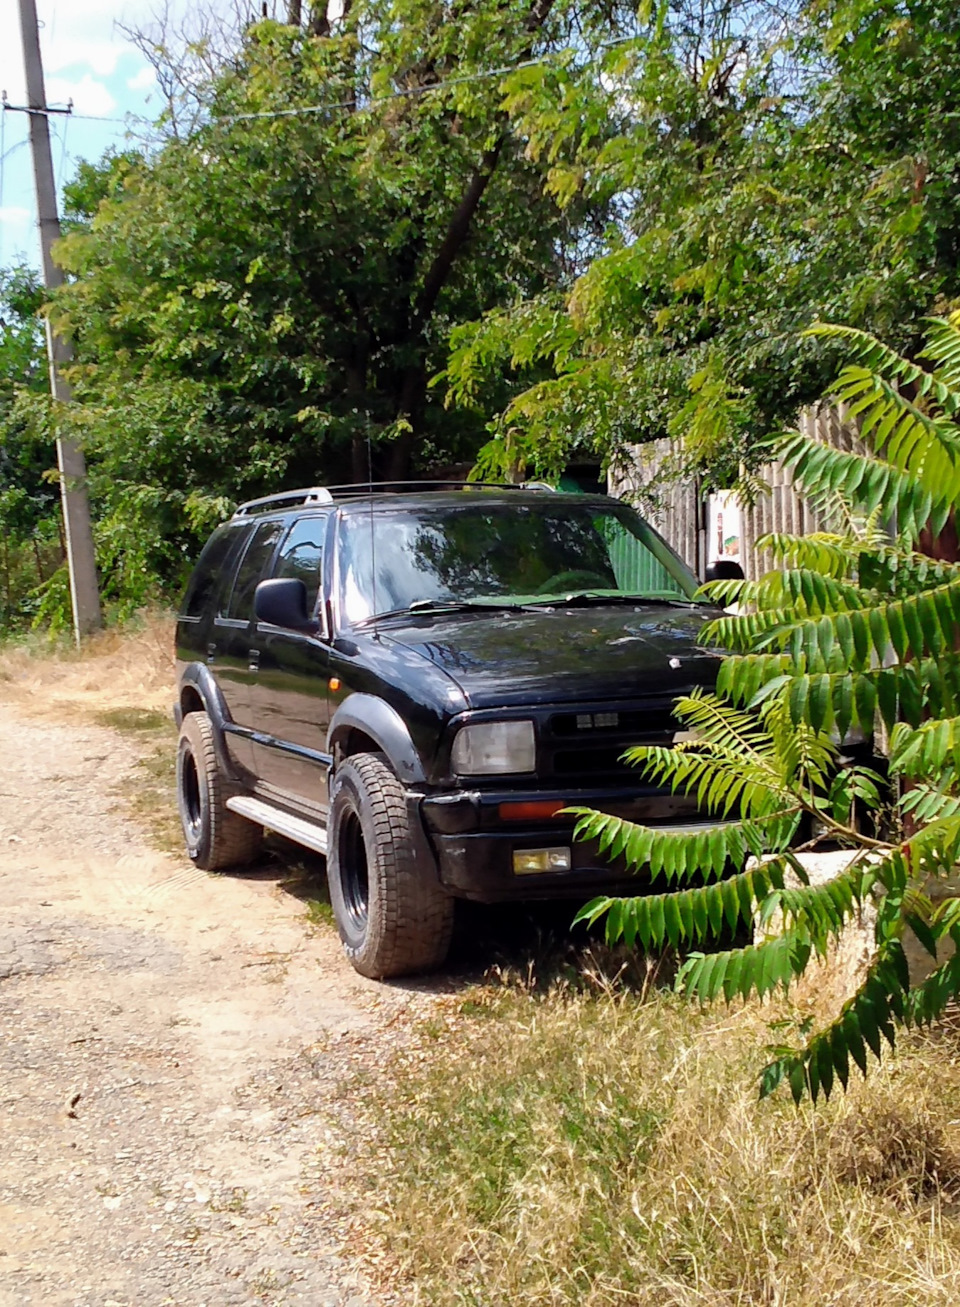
[338,500,700,625]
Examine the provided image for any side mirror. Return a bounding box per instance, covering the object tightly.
[704,559,744,584]
[254,578,318,631]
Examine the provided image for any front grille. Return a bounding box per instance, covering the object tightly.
[548,707,677,737]
[538,696,684,785]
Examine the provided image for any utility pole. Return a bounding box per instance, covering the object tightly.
[16,0,101,641]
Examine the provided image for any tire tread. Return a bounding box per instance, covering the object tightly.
[179,712,262,870]
[330,752,453,978]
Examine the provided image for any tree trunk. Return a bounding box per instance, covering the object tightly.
[386,362,427,480]
[387,0,557,478]
[307,3,331,37]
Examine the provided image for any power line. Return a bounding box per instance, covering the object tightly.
[2,36,633,131]
[222,38,632,124]
[2,103,130,124]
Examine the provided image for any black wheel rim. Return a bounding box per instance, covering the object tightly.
[180,748,203,844]
[340,810,369,933]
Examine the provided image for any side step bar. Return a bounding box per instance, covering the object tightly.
[226,795,328,857]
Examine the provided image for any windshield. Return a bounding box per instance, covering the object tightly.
[338,500,700,625]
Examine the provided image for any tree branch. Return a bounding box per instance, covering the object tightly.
[413,136,505,331]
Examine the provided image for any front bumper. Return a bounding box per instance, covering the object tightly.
[419,784,711,902]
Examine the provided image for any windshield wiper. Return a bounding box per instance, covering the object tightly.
[353,598,536,628]
[524,591,701,609]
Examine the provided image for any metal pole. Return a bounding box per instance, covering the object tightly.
[18,0,101,641]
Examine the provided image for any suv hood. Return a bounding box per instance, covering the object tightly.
[383,603,721,709]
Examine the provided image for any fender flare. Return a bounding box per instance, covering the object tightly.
[327,693,427,785]
[176,663,237,780]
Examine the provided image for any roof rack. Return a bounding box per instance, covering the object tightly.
[233,487,334,517]
[319,479,555,496]
[231,480,558,517]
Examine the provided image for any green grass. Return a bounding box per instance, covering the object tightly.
[98,706,182,854]
[345,978,960,1306]
[304,896,335,928]
[94,706,171,733]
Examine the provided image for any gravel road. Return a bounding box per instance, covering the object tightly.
[0,702,429,1306]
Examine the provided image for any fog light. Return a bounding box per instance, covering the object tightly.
[512,847,572,875]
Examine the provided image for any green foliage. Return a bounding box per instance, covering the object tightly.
[445,0,960,484]
[0,266,66,630]
[573,314,960,1101]
[7,1,614,622]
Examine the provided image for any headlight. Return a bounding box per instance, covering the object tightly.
[451,720,536,775]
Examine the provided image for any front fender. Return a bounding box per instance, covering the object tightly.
[327,693,427,785]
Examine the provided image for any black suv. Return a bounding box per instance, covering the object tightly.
[174,483,723,977]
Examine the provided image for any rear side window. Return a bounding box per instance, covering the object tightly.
[222,519,285,620]
[181,524,246,619]
[274,514,328,614]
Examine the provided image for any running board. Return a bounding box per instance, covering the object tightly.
[226,795,328,857]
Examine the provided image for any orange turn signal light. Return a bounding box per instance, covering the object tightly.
[329,677,341,691]
[498,800,566,822]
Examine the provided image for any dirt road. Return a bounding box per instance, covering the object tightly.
[0,702,432,1305]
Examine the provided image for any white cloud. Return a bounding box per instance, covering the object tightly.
[126,64,156,92]
[46,74,118,118]
[44,38,125,79]
[0,206,32,224]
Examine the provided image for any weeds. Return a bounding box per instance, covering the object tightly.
[99,700,182,854]
[0,608,174,720]
[348,982,960,1306]
[94,707,170,733]
[305,898,335,929]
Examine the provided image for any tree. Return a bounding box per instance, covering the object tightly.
[571,312,960,1102]
[44,4,619,602]
[0,266,64,625]
[444,0,960,485]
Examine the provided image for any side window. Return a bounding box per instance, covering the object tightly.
[182,524,246,618]
[222,519,285,620]
[274,514,328,615]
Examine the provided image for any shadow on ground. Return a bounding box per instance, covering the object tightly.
[223,835,669,996]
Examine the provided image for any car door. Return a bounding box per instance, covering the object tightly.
[247,513,334,816]
[212,516,287,773]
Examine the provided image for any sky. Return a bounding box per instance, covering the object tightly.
[0,1,246,272]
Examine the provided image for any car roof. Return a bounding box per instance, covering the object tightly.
[337,489,617,515]
[231,485,622,523]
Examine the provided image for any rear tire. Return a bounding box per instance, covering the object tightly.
[176,711,262,870]
[328,752,454,978]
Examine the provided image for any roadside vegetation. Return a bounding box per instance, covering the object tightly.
[4,1,960,629]
[346,977,960,1306]
[0,610,181,847]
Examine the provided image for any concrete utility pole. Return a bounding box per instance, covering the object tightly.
[17,0,101,642]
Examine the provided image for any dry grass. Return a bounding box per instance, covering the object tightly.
[346,976,960,1307]
[0,609,175,722]
[0,611,181,849]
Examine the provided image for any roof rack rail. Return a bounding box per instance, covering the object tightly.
[232,479,558,517]
[233,487,334,517]
[319,479,556,496]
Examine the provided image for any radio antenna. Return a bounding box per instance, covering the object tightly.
[367,432,378,639]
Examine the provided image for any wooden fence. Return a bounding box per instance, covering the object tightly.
[610,406,859,581]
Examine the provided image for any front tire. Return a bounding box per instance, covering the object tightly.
[328,752,454,978]
[176,711,262,870]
